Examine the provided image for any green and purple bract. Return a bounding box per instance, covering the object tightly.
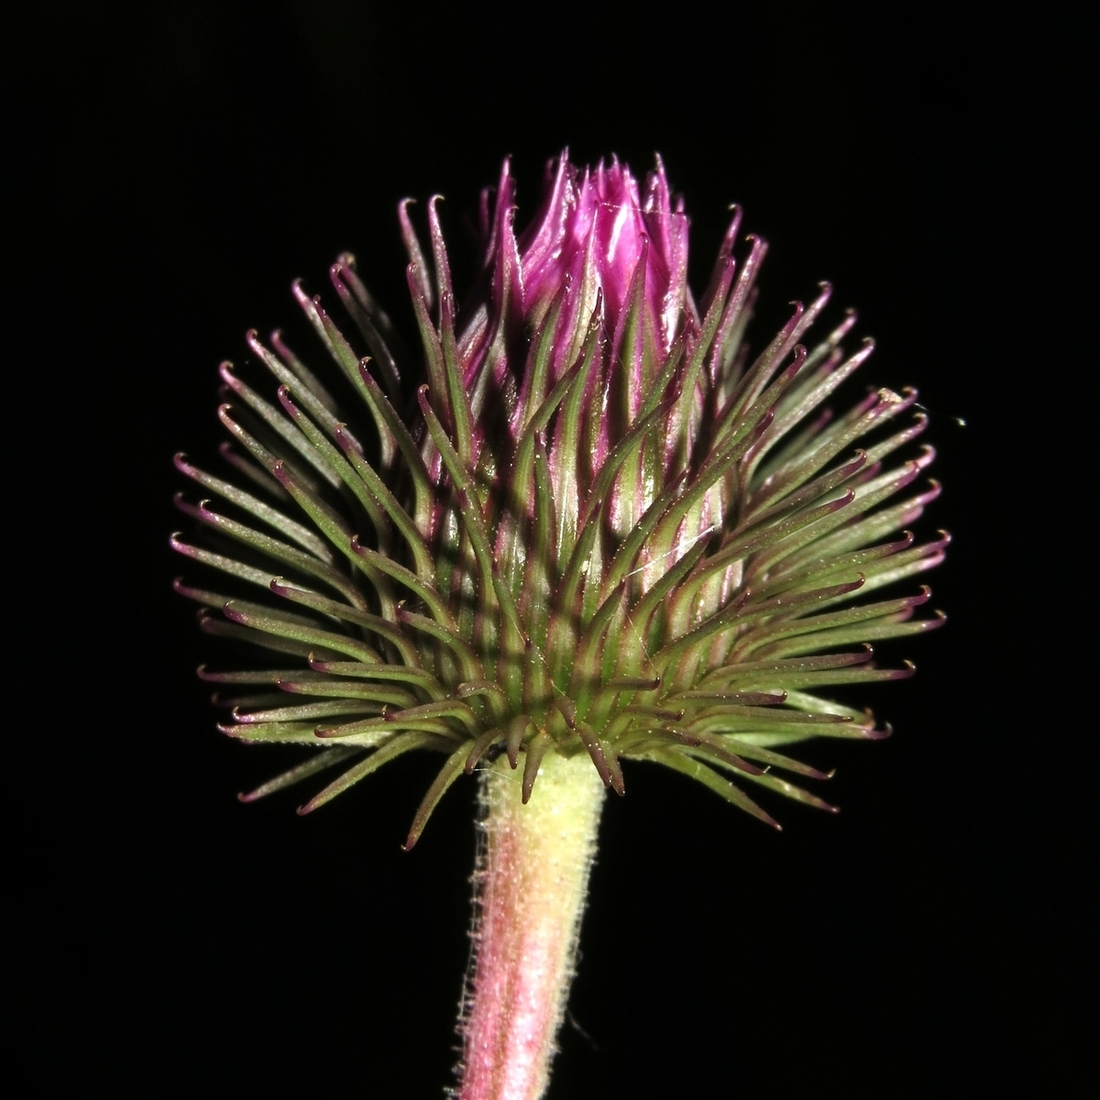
[173,153,946,845]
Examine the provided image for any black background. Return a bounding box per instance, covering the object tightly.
[6,3,1092,1096]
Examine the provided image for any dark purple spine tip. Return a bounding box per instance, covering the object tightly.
[751,408,775,438]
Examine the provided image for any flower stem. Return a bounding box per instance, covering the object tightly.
[457,750,606,1100]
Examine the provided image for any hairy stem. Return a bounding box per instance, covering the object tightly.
[457,750,605,1100]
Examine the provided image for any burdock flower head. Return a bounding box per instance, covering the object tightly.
[173,153,945,1099]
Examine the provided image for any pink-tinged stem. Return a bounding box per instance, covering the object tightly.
[458,751,605,1100]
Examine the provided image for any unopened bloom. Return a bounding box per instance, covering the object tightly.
[173,153,946,1099]
[174,153,944,837]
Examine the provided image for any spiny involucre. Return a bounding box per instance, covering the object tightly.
[172,153,947,845]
